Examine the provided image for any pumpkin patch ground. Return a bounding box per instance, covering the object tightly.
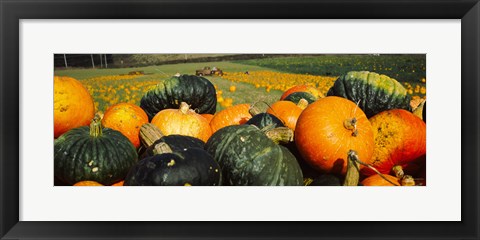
[54,54,426,186]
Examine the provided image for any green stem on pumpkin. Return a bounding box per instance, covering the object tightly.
[392,165,405,179]
[297,98,309,110]
[263,127,294,145]
[89,114,103,138]
[179,102,190,114]
[139,123,165,148]
[248,105,262,116]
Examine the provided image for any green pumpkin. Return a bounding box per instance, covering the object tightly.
[327,71,412,118]
[54,117,138,185]
[283,92,317,104]
[245,113,285,129]
[140,75,217,120]
[205,125,303,186]
[124,147,221,186]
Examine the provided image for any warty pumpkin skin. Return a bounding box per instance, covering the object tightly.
[205,125,303,186]
[124,147,221,186]
[151,102,212,142]
[327,71,412,118]
[140,75,217,120]
[363,109,426,176]
[210,104,252,133]
[54,117,138,185]
[294,96,375,175]
[102,102,149,148]
[54,76,95,138]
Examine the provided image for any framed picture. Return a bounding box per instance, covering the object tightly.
[1,0,478,239]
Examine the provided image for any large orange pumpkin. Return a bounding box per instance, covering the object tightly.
[210,104,251,133]
[54,76,95,138]
[73,181,104,186]
[266,99,308,130]
[363,109,426,176]
[280,85,323,100]
[151,102,212,142]
[102,102,149,148]
[295,96,375,174]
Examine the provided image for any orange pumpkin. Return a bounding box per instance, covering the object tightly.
[210,104,251,133]
[363,109,426,176]
[229,85,237,92]
[54,76,95,138]
[361,174,400,186]
[151,102,212,142]
[201,113,214,124]
[280,85,324,100]
[266,99,308,130]
[102,103,149,148]
[73,181,104,186]
[111,180,124,186]
[295,96,374,174]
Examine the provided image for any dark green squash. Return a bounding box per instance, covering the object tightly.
[304,174,342,186]
[138,123,205,159]
[140,75,217,120]
[327,71,412,118]
[124,147,221,186]
[205,125,303,186]
[245,113,285,129]
[283,92,317,104]
[54,116,138,185]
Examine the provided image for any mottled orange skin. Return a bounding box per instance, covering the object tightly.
[280,85,323,100]
[364,109,426,176]
[210,104,251,133]
[266,101,304,131]
[102,103,149,148]
[151,104,212,142]
[54,76,95,138]
[361,174,400,186]
[201,114,214,124]
[111,180,124,186]
[73,181,104,186]
[295,96,375,175]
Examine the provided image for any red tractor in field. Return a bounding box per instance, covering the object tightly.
[195,66,223,76]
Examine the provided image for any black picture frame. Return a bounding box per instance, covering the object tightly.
[1,0,479,239]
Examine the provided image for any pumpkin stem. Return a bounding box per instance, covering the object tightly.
[179,102,190,114]
[343,150,360,186]
[297,98,309,110]
[401,175,416,186]
[392,165,405,178]
[348,152,399,186]
[140,123,165,148]
[343,118,358,137]
[89,114,103,137]
[248,105,262,116]
[152,142,173,155]
[263,127,294,144]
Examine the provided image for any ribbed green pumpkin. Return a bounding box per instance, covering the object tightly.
[327,71,411,118]
[140,75,217,120]
[124,147,221,186]
[54,117,137,185]
[283,92,317,104]
[205,125,303,186]
[245,113,285,129]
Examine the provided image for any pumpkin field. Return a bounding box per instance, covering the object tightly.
[54,54,427,187]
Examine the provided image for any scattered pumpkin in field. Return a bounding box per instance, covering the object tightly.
[54,76,95,138]
[54,116,138,185]
[101,102,149,148]
[229,85,236,92]
[210,104,252,133]
[266,99,308,131]
[295,96,375,175]
[73,181,104,186]
[151,102,212,142]
[364,109,426,177]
